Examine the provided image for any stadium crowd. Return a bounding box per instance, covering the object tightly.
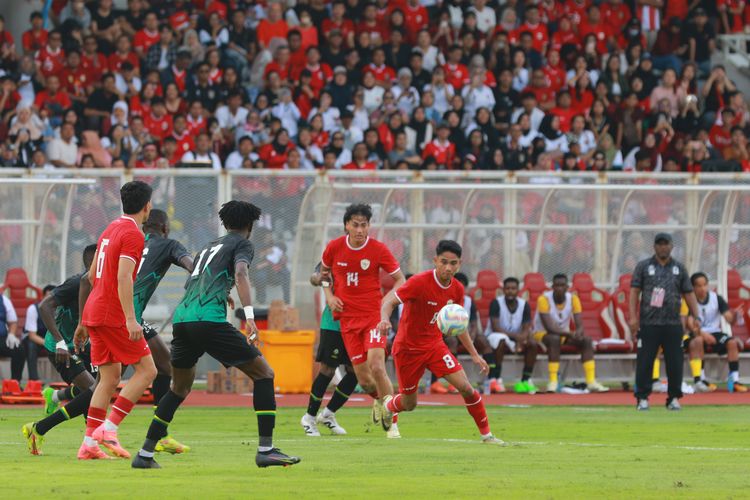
[0,0,745,172]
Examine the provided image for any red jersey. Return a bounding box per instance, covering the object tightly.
[403,4,429,43]
[34,90,72,115]
[517,22,549,52]
[321,235,401,319]
[60,67,90,98]
[579,20,611,53]
[321,18,356,44]
[392,269,464,354]
[422,139,456,167]
[35,46,65,78]
[563,0,589,26]
[442,63,469,90]
[551,28,580,50]
[173,130,195,156]
[82,216,144,327]
[22,29,46,53]
[600,2,632,33]
[363,63,396,84]
[107,52,140,74]
[133,29,160,54]
[264,60,291,82]
[170,10,190,31]
[544,65,566,91]
[144,112,174,142]
[710,125,733,150]
[343,161,377,170]
[81,52,108,82]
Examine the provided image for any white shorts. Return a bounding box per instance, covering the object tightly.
[486,332,516,351]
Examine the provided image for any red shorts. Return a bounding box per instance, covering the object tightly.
[339,315,386,365]
[88,324,151,366]
[393,343,462,394]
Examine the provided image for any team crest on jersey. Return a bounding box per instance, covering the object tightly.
[361,259,370,270]
[447,300,454,304]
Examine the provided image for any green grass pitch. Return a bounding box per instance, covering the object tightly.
[2,405,750,499]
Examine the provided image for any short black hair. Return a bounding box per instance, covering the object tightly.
[436,240,462,258]
[120,180,152,215]
[343,203,373,224]
[144,208,168,230]
[552,273,568,283]
[691,272,709,285]
[219,200,262,231]
[83,243,98,267]
[503,277,520,286]
[43,284,56,294]
[454,272,469,287]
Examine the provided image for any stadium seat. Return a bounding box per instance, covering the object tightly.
[22,380,43,396]
[726,269,750,347]
[468,269,501,331]
[0,268,42,328]
[571,273,630,353]
[520,272,549,317]
[1,379,21,395]
[609,274,634,344]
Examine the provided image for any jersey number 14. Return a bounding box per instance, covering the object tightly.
[191,244,224,277]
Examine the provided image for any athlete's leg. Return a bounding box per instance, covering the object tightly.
[147,335,172,405]
[305,363,336,418]
[689,336,704,383]
[566,335,599,386]
[543,333,561,390]
[521,341,539,382]
[444,369,492,438]
[367,347,393,401]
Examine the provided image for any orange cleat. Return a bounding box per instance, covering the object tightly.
[430,381,448,394]
[490,380,506,393]
[447,384,459,394]
[78,442,113,460]
[92,425,131,459]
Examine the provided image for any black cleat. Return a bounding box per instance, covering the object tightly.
[132,454,162,469]
[255,448,301,468]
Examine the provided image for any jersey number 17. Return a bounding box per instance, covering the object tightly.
[191,244,224,277]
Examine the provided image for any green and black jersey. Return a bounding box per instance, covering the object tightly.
[134,233,191,323]
[44,273,83,352]
[173,232,254,324]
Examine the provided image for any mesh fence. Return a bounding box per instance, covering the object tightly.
[3,170,750,328]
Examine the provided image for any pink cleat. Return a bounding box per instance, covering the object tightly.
[92,424,131,459]
[78,442,113,460]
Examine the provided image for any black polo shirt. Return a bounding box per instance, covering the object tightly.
[632,256,692,326]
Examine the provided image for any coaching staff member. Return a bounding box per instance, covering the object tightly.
[629,233,700,411]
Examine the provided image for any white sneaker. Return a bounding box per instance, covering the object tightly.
[652,380,668,393]
[371,399,383,425]
[386,422,401,439]
[586,380,609,393]
[693,381,713,393]
[380,396,394,431]
[546,381,559,393]
[681,381,696,394]
[300,413,320,437]
[481,434,507,446]
[316,411,347,435]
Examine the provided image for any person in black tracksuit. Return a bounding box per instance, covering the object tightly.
[630,233,701,411]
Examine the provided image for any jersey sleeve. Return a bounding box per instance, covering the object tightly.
[522,302,532,324]
[572,295,583,314]
[718,295,730,314]
[170,239,191,266]
[680,299,688,317]
[536,294,550,314]
[25,304,38,332]
[3,295,17,322]
[53,275,80,308]
[394,273,420,304]
[321,240,335,269]
[631,261,644,288]
[120,228,145,264]
[379,243,401,275]
[234,239,255,267]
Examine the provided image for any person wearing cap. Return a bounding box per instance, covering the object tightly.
[684,8,716,77]
[630,233,700,411]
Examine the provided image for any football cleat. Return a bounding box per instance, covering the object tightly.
[430,381,448,394]
[22,422,44,455]
[301,413,321,436]
[255,448,301,468]
[490,380,506,393]
[636,399,650,411]
[666,398,682,411]
[546,381,559,393]
[371,398,385,425]
[92,424,131,458]
[733,382,748,393]
[481,434,507,446]
[694,380,716,393]
[380,396,394,431]
[131,454,161,469]
[155,435,190,454]
[316,411,346,435]
[386,422,401,439]
[41,387,58,417]
[587,381,609,393]
[77,442,112,460]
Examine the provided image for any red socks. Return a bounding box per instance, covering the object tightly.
[463,390,490,435]
[86,406,106,436]
[109,395,135,426]
[386,393,405,413]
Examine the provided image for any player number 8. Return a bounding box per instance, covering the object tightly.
[442,354,455,369]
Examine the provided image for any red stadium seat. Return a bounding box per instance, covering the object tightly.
[0,268,42,328]
[468,269,501,330]
[726,269,750,347]
[571,273,630,353]
[610,274,634,344]
[520,272,549,317]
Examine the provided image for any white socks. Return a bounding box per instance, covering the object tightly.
[103,419,118,432]
[84,436,97,446]
[258,446,273,452]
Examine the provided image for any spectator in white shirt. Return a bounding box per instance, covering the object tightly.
[296,127,323,170]
[470,0,497,34]
[461,71,495,121]
[423,66,455,116]
[215,89,249,133]
[414,29,445,72]
[47,122,78,168]
[180,132,222,170]
[338,109,364,151]
[225,136,259,170]
[568,114,597,158]
[362,71,385,114]
[392,68,420,116]
[308,91,341,132]
[271,87,302,138]
[511,92,545,132]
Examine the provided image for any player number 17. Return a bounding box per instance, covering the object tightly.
[191,244,224,277]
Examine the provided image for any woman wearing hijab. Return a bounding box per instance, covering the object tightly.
[538,114,568,158]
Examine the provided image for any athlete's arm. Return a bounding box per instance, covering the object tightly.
[235,261,258,342]
[178,255,195,273]
[539,312,569,336]
[573,312,584,338]
[456,330,489,375]
[390,270,406,291]
[628,287,640,335]
[378,289,400,337]
[73,271,92,353]
[118,257,143,341]
[39,293,71,367]
[683,292,701,334]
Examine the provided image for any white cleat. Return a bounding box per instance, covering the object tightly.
[586,381,609,393]
[386,422,401,439]
[380,396,394,431]
[481,434,507,446]
[300,413,320,437]
[316,411,347,435]
[371,399,383,425]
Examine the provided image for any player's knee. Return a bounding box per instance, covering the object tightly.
[546,334,560,347]
[319,364,336,377]
[583,336,593,347]
[172,382,192,399]
[728,340,739,353]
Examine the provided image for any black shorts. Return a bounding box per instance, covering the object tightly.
[142,321,159,341]
[683,332,732,354]
[47,347,94,384]
[171,321,262,369]
[316,329,350,367]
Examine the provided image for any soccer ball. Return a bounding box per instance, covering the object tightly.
[436,304,469,337]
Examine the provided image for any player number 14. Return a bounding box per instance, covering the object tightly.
[191,244,224,277]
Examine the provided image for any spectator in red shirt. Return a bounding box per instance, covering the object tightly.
[357,2,387,46]
[364,47,397,87]
[264,45,292,86]
[35,29,65,82]
[22,11,47,55]
[402,0,429,45]
[295,10,319,51]
[517,4,549,54]
[171,114,195,158]
[186,100,207,136]
[524,69,556,110]
[343,142,378,170]
[133,11,160,60]
[544,49,567,92]
[710,108,736,150]
[579,4,614,54]
[322,1,356,48]
[134,141,163,169]
[442,45,470,91]
[291,47,333,96]
[0,15,16,69]
[421,124,456,169]
[81,35,108,84]
[108,35,140,75]
[256,2,289,50]
[601,0,633,37]
[551,16,580,53]
[60,49,90,106]
[652,17,688,73]
[33,74,72,126]
[259,128,295,169]
[143,98,174,143]
[551,90,578,133]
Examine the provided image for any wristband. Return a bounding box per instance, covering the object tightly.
[321,280,331,288]
[56,340,68,351]
[244,305,255,320]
